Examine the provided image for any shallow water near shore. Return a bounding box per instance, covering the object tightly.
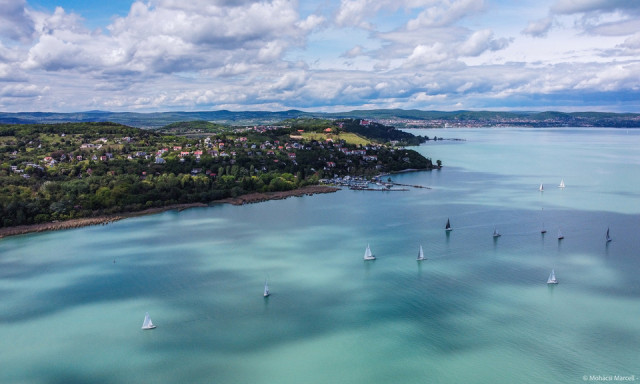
[1,127,639,383]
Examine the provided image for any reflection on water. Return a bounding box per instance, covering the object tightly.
[1,128,639,384]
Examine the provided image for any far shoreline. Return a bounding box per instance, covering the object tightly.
[0,185,340,239]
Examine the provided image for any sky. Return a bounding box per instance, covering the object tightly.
[1,0,639,113]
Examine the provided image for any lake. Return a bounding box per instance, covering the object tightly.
[1,127,639,383]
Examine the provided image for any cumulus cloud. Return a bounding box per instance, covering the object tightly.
[0,0,34,42]
[458,29,511,56]
[522,17,554,37]
[549,0,640,36]
[406,0,485,29]
[404,43,450,67]
[0,83,45,97]
[1,0,639,112]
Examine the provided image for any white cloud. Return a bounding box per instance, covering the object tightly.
[522,17,554,38]
[404,43,450,67]
[342,45,365,58]
[0,0,34,42]
[458,29,511,56]
[0,0,639,112]
[406,0,484,29]
[0,83,45,97]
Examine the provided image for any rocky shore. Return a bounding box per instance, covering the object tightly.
[0,186,339,239]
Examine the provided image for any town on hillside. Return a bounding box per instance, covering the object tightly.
[0,119,440,228]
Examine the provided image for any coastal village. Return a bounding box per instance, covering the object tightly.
[0,119,437,228]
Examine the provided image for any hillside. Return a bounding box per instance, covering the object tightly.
[1,110,639,128]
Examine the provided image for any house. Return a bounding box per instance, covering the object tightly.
[155,156,166,164]
[288,153,296,159]
[180,151,190,157]
[173,146,182,151]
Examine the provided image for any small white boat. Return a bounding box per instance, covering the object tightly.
[606,227,612,243]
[557,229,564,240]
[539,183,544,192]
[263,280,270,297]
[141,312,156,330]
[558,179,565,188]
[445,218,452,232]
[416,245,426,261]
[547,269,558,284]
[363,244,376,260]
[493,227,501,238]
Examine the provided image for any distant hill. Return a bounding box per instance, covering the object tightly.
[1,109,639,128]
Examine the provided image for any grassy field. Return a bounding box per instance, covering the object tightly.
[301,132,371,146]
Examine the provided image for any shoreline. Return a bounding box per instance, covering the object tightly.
[0,185,340,239]
[216,185,340,205]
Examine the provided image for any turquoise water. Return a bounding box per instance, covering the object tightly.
[1,128,639,383]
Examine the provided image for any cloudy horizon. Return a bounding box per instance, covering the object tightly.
[1,0,639,113]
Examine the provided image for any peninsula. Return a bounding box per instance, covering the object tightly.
[0,118,439,235]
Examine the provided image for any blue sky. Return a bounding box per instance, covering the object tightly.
[1,0,639,112]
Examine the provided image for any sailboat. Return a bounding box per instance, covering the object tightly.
[141,312,156,330]
[539,183,544,192]
[493,227,501,238]
[416,245,426,261]
[606,227,612,243]
[557,228,564,240]
[363,244,376,260]
[263,280,270,297]
[547,269,558,284]
[445,218,452,232]
[558,178,565,188]
[540,207,547,234]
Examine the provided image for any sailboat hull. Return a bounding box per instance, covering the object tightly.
[142,325,156,330]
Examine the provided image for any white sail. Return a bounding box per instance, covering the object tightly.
[417,245,425,260]
[558,179,565,188]
[547,269,558,284]
[493,227,501,237]
[364,244,376,260]
[539,183,544,192]
[142,312,156,330]
[263,280,270,297]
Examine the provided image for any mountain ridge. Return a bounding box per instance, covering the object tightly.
[1,109,639,128]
